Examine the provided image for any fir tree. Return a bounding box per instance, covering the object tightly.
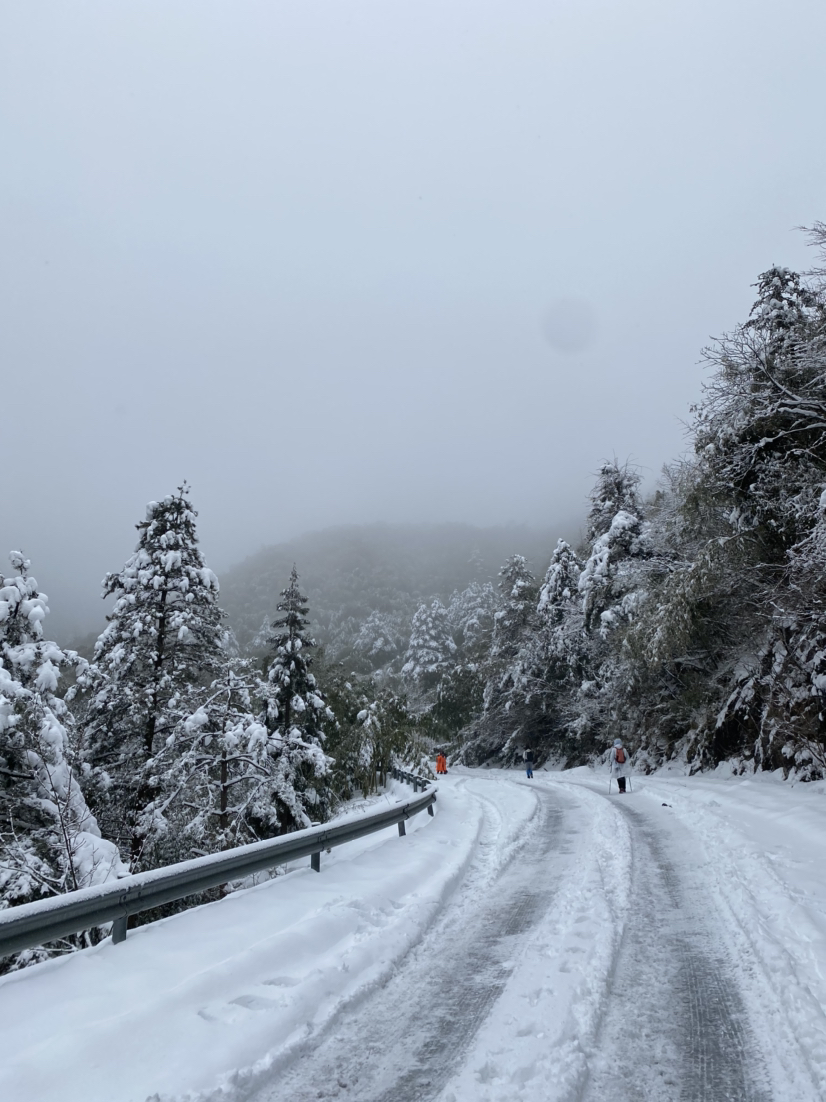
[694,263,826,548]
[490,555,537,663]
[352,609,408,672]
[260,567,333,830]
[537,540,582,624]
[465,557,538,762]
[586,461,642,543]
[402,598,457,693]
[161,649,341,850]
[83,486,226,865]
[0,554,125,955]
[579,509,646,635]
[448,580,496,655]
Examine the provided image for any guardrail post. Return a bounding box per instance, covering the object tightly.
[428,802,435,816]
[412,777,418,792]
[311,852,321,873]
[112,916,128,944]
[397,819,406,837]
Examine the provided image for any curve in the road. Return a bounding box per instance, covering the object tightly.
[247,776,784,1102]
[250,781,563,1102]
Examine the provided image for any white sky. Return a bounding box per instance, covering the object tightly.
[2,0,825,638]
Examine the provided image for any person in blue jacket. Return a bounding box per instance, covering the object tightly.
[523,747,534,779]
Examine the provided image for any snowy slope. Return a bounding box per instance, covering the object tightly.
[0,770,825,1102]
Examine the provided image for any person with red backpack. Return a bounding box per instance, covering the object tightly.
[610,738,630,793]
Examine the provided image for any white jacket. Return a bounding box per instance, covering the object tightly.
[609,746,630,777]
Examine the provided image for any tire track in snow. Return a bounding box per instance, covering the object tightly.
[248,782,563,1102]
[580,802,771,1102]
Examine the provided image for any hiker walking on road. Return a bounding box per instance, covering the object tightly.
[523,747,534,779]
[609,738,630,793]
[436,752,448,775]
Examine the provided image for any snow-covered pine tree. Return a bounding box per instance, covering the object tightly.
[533,539,586,708]
[401,599,458,713]
[586,460,642,543]
[578,509,646,636]
[694,264,826,550]
[489,555,537,664]
[575,461,649,637]
[259,567,333,831]
[160,659,303,851]
[448,580,496,656]
[352,608,409,673]
[82,486,226,866]
[410,580,496,743]
[537,540,582,624]
[0,553,126,957]
[464,557,538,761]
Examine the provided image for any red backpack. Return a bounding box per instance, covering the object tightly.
[615,747,626,764]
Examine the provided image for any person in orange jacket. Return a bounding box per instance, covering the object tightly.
[436,752,448,774]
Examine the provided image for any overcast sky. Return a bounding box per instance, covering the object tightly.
[2,0,825,640]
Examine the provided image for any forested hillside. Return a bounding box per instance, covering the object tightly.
[219,524,556,661]
[458,231,826,778]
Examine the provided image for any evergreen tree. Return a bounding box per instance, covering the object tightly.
[464,557,538,762]
[537,540,582,624]
[677,259,826,768]
[586,460,642,543]
[260,567,333,830]
[159,660,281,851]
[83,486,226,865]
[352,609,408,672]
[401,599,457,694]
[532,539,587,745]
[448,580,496,655]
[489,555,538,665]
[694,264,826,549]
[0,554,125,952]
[321,663,420,800]
[578,509,646,636]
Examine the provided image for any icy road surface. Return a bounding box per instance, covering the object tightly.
[0,768,825,1101]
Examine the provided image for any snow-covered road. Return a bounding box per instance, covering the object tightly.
[579,797,769,1101]
[1,768,825,1102]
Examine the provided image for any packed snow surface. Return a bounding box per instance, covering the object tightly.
[1,768,825,1101]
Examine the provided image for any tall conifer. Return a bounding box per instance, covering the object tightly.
[0,554,125,942]
[83,486,226,865]
[259,567,333,830]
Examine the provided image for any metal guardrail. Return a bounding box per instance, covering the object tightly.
[0,786,437,959]
[391,765,434,792]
